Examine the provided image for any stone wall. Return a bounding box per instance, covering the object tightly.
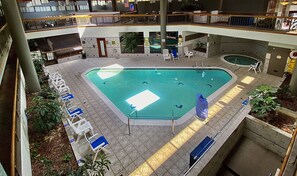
[197,122,245,176]
[244,115,291,157]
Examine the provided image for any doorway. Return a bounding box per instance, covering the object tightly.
[97,38,107,57]
[267,46,290,77]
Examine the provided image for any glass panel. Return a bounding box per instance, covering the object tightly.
[100,40,105,56]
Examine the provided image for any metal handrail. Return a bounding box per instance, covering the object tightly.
[0,24,12,86]
[127,109,178,135]
[21,13,297,34]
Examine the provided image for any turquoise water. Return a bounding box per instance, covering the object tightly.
[86,68,232,120]
[224,55,258,66]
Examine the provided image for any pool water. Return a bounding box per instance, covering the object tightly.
[86,68,232,120]
[223,55,258,66]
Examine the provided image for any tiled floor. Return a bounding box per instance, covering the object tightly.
[47,54,284,176]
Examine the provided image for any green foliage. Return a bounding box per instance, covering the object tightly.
[27,96,62,133]
[40,157,60,176]
[30,143,40,160]
[123,32,139,53]
[38,84,59,100]
[277,85,294,100]
[67,153,111,176]
[96,152,111,175]
[62,154,72,163]
[249,85,280,118]
[33,59,45,74]
[40,156,52,167]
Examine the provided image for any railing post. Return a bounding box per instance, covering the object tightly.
[128,118,131,135]
[171,110,175,134]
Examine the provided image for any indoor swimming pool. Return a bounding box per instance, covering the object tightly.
[84,66,234,124]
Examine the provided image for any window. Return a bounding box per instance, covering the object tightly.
[51,6,57,11]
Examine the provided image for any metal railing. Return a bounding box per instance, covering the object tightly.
[127,109,178,135]
[21,13,297,34]
[0,24,12,86]
[183,98,249,175]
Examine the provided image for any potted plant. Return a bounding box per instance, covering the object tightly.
[123,32,139,53]
[249,84,296,133]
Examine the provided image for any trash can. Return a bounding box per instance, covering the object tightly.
[195,93,208,120]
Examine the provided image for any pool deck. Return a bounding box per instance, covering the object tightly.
[47,54,284,176]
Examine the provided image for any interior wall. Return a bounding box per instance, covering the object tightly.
[137,2,160,14]
[220,37,252,54]
[222,0,269,14]
[251,40,268,61]
[220,36,268,61]
[81,37,99,58]
[267,46,290,77]
[198,0,220,12]
[16,69,32,176]
[207,34,221,57]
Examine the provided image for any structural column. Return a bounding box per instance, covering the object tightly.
[160,0,168,52]
[2,0,40,93]
[87,0,93,12]
[112,0,118,12]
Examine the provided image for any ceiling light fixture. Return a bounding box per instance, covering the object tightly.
[280,1,290,5]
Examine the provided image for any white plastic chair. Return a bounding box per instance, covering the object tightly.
[184,47,194,59]
[248,61,262,74]
[84,133,111,162]
[163,49,171,61]
[67,118,94,142]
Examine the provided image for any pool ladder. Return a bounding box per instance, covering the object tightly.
[195,61,204,67]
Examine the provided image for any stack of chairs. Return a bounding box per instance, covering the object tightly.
[45,69,111,161]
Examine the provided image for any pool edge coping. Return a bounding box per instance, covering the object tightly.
[81,66,237,126]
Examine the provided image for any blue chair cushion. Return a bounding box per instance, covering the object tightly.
[91,136,109,150]
[68,108,83,116]
[61,93,74,101]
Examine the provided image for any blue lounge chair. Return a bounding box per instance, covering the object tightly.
[171,48,180,60]
[61,93,74,105]
[66,106,84,122]
[84,133,111,162]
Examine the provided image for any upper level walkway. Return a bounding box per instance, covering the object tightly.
[22,13,297,48]
[22,13,297,35]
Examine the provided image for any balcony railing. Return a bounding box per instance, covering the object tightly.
[22,13,297,34]
[0,24,12,86]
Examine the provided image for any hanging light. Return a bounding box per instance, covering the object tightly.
[292,1,297,4]
[280,1,290,5]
